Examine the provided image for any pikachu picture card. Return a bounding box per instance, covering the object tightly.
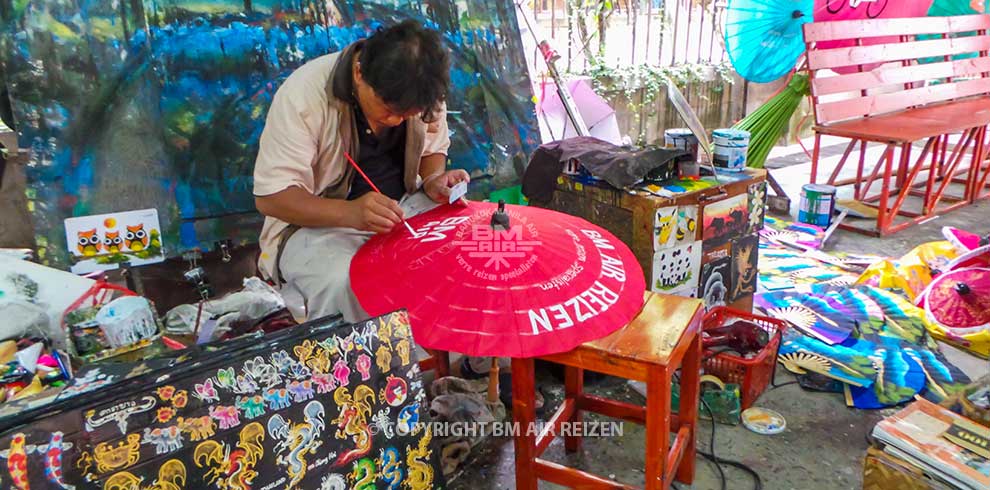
[64,208,164,274]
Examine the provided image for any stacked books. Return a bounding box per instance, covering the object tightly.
[871,399,990,490]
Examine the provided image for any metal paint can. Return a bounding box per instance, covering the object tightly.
[798,184,837,227]
[712,129,750,172]
[664,128,699,161]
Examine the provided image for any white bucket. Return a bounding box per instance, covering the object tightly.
[95,296,159,348]
[712,129,750,172]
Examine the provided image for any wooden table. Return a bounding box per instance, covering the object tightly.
[511,292,704,489]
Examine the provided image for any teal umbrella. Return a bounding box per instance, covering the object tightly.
[725,0,814,83]
[929,0,989,16]
[920,0,990,63]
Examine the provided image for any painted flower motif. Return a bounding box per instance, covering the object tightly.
[156,406,176,423]
[333,359,351,386]
[156,385,176,401]
[356,354,372,381]
[172,390,188,409]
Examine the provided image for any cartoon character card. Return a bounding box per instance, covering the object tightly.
[64,209,164,274]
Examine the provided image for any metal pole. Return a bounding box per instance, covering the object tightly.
[671,0,681,65]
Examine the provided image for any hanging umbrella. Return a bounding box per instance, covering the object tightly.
[920,0,990,63]
[930,0,989,16]
[812,0,935,74]
[919,268,990,332]
[724,0,813,83]
[538,78,622,144]
[350,201,646,359]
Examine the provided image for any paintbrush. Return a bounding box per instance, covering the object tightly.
[344,151,416,235]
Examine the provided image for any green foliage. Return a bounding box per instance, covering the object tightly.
[581,58,734,115]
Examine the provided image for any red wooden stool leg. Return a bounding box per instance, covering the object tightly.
[435,350,451,378]
[564,366,584,453]
[675,334,702,484]
[511,357,538,490]
[645,365,672,490]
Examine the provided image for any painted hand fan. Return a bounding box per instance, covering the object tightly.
[816,287,887,341]
[778,333,875,387]
[903,347,971,404]
[844,346,926,409]
[855,286,935,347]
[757,292,854,344]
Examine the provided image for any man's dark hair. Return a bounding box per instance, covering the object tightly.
[359,20,450,123]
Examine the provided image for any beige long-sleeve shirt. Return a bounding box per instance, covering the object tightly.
[253,44,451,280]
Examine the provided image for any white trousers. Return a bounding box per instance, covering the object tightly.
[278,192,438,323]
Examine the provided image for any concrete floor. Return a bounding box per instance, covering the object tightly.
[449,140,989,489]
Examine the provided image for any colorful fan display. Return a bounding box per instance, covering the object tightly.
[761,282,972,408]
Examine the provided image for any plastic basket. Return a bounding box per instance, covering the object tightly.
[701,307,786,409]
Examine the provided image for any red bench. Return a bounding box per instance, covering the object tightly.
[803,14,990,235]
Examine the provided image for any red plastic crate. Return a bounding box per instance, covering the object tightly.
[701,307,786,409]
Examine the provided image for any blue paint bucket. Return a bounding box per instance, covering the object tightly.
[798,184,837,227]
[712,129,750,172]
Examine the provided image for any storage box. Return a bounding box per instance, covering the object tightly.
[863,446,953,490]
[0,311,446,489]
[539,169,767,311]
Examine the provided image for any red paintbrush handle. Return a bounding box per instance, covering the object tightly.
[344,151,382,194]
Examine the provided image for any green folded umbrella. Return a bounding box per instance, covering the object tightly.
[734,73,811,170]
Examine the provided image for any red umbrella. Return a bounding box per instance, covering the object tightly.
[948,245,990,271]
[350,201,646,358]
[813,0,935,74]
[919,267,990,331]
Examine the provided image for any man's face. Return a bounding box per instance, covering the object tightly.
[354,61,420,129]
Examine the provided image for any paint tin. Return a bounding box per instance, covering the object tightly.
[712,129,750,172]
[665,128,700,161]
[798,184,837,227]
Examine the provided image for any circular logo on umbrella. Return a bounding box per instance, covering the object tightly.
[451,208,541,276]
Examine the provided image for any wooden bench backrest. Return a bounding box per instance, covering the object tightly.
[804,14,990,125]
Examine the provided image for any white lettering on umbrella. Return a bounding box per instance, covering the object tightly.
[528,281,620,335]
[580,229,616,251]
[600,253,626,282]
[411,216,471,242]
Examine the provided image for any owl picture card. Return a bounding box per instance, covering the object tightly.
[64,209,164,274]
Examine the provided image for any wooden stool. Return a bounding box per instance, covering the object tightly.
[418,349,451,378]
[511,293,704,489]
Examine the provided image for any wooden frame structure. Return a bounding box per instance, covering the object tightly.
[804,15,990,235]
[511,293,704,489]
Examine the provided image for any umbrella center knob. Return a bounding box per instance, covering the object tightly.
[955,282,972,295]
[491,199,511,230]
[791,10,804,19]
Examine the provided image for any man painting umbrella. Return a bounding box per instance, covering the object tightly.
[253,20,470,322]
